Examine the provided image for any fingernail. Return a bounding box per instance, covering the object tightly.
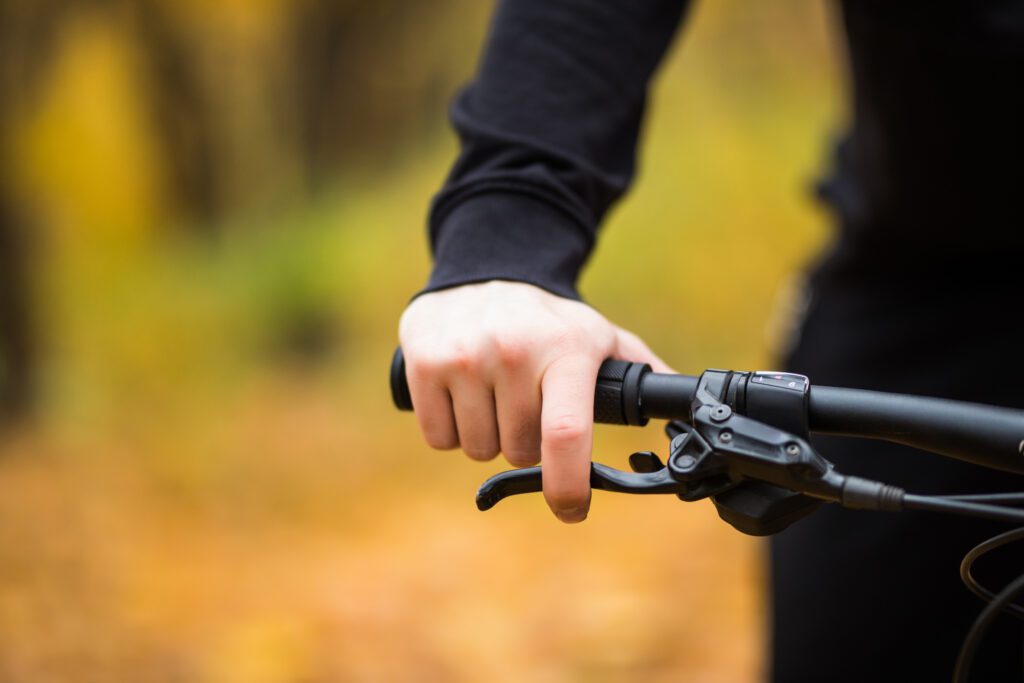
[555,507,588,524]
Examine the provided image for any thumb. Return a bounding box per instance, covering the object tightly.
[613,327,675,374]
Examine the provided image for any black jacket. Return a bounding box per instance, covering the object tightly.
[423,0,1024,300]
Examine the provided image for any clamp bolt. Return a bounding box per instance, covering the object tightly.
[786,443,801,457]
[710,405,732,422]
[719,430,733,443]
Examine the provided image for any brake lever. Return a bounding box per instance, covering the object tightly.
[477,460,685,511]
[476,424,737,511]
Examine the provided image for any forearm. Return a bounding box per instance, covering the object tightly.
[423,0,690,300]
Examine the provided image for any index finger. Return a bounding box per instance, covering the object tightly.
[540,354,600,523]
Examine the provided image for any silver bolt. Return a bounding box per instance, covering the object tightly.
[719,431,733,443]
[786,443,801,457]
[675,455,697,470]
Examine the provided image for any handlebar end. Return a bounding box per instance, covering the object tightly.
[391,347,413,411]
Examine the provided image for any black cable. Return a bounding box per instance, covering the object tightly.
[903,495,1024,525]
[946,493,1024,505]
[959,527,1024,621]
[952,572,1024,683]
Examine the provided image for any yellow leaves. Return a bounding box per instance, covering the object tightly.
[204,617,313,683]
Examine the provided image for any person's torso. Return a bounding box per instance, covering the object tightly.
[817,0,1024,272]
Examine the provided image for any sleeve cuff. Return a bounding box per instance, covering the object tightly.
[419,192,594,301]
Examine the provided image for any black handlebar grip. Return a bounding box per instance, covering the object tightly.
[390,347,651,425]
[391,347,413,410]
[594,359,651,426]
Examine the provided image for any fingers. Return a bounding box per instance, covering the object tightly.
[405,361,458,450]
[448,376,500,461]
[615,327,675,373]
[407,348,538,465]
[494,369,542,467]
[540,354,600,524]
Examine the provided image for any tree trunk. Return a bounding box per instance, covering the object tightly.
[0,187,35,423]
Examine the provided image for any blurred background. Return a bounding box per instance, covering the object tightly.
[0,1,841,680]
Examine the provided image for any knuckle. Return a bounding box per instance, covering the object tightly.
[409,346,482,379]
[543,415,589,448]
[494,337,530,367]
[405,352,444,383]
[448,344,483,375]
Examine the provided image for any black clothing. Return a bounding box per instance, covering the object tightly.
[421,0,1024,680]
[777,267,1024,682]
[423,0,1024,300]
[425,0,688,300]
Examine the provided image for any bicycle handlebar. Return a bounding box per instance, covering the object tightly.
[390,349,1024,475]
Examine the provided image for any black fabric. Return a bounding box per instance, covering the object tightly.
[423,0,690,299]
[427,193,592,301]
[818,2,1024,270]
[423,0,1024,299]
[775,266,1024,682]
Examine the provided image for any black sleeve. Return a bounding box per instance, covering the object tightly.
[421,0,690,301]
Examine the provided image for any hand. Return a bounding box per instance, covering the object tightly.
[398,281,671,523]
